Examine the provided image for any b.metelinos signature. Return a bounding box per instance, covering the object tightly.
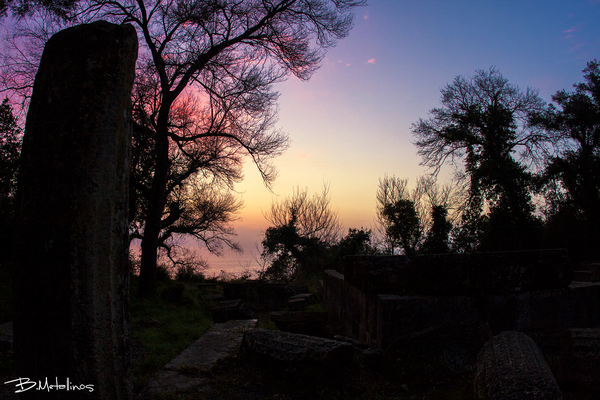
[4,377,94,393]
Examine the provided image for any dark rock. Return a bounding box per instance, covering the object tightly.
[385,321,492,376]
[212,299,254,323]
[409,249,572,295]
[474,331,562,400]
[270,311,329,336]
[259,283,308,310]
[558,328,600,391]
[590,263,600,283]
[241,328,353,367]
[344,255,410,294]
[287,293,313,311]
[222,280,262,301]
[344,250,572,296]
[13,20,137,400]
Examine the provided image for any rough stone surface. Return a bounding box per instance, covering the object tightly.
[241,328,353,366]
[590,263,600,283]
[141,320,257,397]
[344,255,410,294]
[409,249,572,295]
[270,311,329,335]
[558,328,600,391]
[344,251,572,296]
[474,331,562,400]
[164,320,258,372]
[323,270,600,351]
[13,20,137,400]
[385,321,492,375]
[259,283,308,310]
[211,299,254,323]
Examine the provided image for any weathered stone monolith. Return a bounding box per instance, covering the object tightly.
[13,20,137,399]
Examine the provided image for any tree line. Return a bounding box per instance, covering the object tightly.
[258,61,600,280]
[0,2,598,287]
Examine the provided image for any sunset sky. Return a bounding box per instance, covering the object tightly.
[205,0,600,274]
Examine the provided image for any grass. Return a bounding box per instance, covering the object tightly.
[129,276,215,393]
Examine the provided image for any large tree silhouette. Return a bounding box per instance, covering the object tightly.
[2,0,364,296]
[412,68,550,250]
[534,60,600,262]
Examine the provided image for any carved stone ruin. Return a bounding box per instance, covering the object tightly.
[558,328,600,392]
[474,331,562,400]
[241,328,353,367]
[13,20,137,399]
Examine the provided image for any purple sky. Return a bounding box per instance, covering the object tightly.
[194,1,600,274]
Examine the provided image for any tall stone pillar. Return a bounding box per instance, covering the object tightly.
[13,21,137,399]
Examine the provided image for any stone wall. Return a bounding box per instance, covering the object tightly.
[323,270,600,350]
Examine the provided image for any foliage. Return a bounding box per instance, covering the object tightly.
[376,175,462,256]
[0,0,79,19]
[421,205,452,254]
[337,227,377,257]
[0,98,20,206]
[412,67,551,251]
[533,59,600,262]
[382,198,422,258]
[0,98,21,278]
[0,0,364,297]
[260,185,340,281]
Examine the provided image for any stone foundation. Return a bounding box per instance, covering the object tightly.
[323,270,600,350]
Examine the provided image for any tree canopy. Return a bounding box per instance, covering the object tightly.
[1,0,365,295]
[412,67,550,250]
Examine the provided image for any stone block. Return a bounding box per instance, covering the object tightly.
[409,249,572,295]
[474,331,562,400]
[590,263,600,282]
[241,328,353,366]
[259,283,308,311]
[558,328,600,391]
[376,294,474,349]
[385,321,492,376]
[344,255,410,294]
[212,299,254,323]
[270,311,329,336]
[288,293,314,311]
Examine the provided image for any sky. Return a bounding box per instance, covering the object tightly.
[202,0,600,275]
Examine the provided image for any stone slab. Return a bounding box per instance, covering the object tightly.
[164,319,257,372]
[241,328,353,366]
[141,319,257,397]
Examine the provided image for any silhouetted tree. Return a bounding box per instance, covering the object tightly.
[412,67,550,250]
[260,185,341,280]
[0,0,78,19]
[337,228,377,257]
[2,0,364,296]
[0,98,21,275]
[382,198,421,258]
[533,59,600,262]
[375,175,423,254]
[421,205,452,254]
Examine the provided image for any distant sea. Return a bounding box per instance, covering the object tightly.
[203,253,262,279]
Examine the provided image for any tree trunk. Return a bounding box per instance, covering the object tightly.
[138,107,171,297]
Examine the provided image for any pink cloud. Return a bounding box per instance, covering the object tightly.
[368,58,376,64]
[562,26,577,33]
